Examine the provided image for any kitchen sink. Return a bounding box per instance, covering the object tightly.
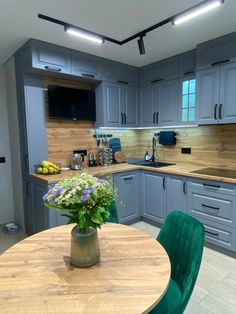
[128,160,175,168]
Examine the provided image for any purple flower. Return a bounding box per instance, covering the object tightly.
[56,187,64,195]
[97,178,104,184]
[42,189,52,202]
[81,193,90,202]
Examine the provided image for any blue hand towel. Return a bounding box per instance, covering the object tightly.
[159,131,176,145]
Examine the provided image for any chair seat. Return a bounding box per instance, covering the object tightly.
[149,279,182,314]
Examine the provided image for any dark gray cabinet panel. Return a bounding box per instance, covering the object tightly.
[159,79,178,126]
[71,51,102,79]
[120,86,138,127]
[31,181,48,233]
[196,67,220,125]
[114,171,139,223]
[142,171,165,223]
[196,32,236,70]
[140,85,159,126]
[106,84,120,126]
[166,176,187,214]
[179,50,196,77]
[23,178,35,235]
[31,40,71,74]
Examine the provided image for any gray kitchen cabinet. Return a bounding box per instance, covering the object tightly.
[71,50,102,80]
[188,179,236,252]
[114,171,139,223]
[95,82,138,127]
[179,49,196,77]
[142,171,166,223]
[140,55,179,86]
[197,62,236,125]
[30,39,72,74]
[140,85,159,127]
[196,32,236,70]
[23,178,35,235]
[166,176,187,214]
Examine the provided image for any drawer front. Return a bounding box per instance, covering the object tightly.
[188,188,236,227]
[192,216,236,252]
[188,179,236,196]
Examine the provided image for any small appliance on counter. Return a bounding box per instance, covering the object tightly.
[88,153,97,167]
[98,148,113,166]
[70,152,84,170]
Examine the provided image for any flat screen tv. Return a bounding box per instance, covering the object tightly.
[47,85,96,121]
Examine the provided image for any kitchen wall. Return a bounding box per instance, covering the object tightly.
[0,64,14,224]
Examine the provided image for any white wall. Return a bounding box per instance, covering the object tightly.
[0,64,14,224]
[4,58,24,228]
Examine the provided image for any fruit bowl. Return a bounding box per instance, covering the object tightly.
[35,161,61,175]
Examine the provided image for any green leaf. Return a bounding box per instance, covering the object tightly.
[91,211,103,225]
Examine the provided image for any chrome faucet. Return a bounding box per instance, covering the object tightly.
[151,137,157,162]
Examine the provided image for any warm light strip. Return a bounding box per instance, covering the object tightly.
[173,0,223,25]
[65,27,104,44]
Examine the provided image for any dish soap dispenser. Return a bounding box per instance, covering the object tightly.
[144,151,151,161]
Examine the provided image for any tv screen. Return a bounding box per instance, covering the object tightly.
[47,85,96,121]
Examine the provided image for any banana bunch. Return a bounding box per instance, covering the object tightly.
[36,161,60,175]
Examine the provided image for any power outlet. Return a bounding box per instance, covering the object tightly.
[0,157,6,163]
[73,150,87,156]
[181,147,191,154]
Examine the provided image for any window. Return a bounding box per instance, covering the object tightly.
[182,79,196,122]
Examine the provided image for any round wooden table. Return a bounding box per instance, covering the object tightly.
[0,223,170,314]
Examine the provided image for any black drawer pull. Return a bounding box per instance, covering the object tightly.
[153,112,156,124]
[26,182,31,197]
[124,113,127,125]
[81,73,95,78]
[205,230,219,237]
[24,153,29,171]
[117,80,128,85]
[121,113,124,125]
[151,78,164,84]
[219,103,223,120]
[124,177,133,181]
[44,66,61,72]
[184,71,194,75]
[203,183,220,189]
[156,111,159,124]
[163,177,166,190]
[214,104,218,120]
[183,181,186,194]
[202,203,220,210]
[211,59,230,66]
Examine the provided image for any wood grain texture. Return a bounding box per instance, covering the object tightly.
[0,223,170,314]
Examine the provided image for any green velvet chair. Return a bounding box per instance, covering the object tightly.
[106,201,119,223]
[150,211,205,314]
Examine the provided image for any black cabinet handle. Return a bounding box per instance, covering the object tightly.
[219,103,223,120]
[81,73,95,79]
[124,177,133,181]
[26,181,31,197]
[183,181,186,194]
[214,104,218,120]
[184,70,194,75]
[211,59,230,66]
[203,183,220,190]
[153,112,156,124]
[151,78,163,84]
[205,230,219,237]
[124,113,127,125]
[24,153,29,171]
[162,177,166,190]
[117,80,128,85]
[202,203,220,211]
[156,112,159,124]
[44,66,61,72]
[121,113,124,125]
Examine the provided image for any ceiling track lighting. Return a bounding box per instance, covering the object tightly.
[38,0,224,55]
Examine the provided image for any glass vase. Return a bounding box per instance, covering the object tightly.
[70,226,100,267]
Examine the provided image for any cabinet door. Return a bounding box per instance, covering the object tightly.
[159,80,178,126]
[219,63,236,124]
[31,181,48,233]
[142,172,165,223]
[140,86,158,126]
[196,67,220,125]
[166,176,187,214]
[179,49,196,77]
[71,51,101,79]
[122,86,138,127]
[31,40,71,74]
[115,172,139,223]
[105,84,121,127]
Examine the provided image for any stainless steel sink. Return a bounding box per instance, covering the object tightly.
[128,160,175,168]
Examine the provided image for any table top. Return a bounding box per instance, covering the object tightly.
[0,223,170,314]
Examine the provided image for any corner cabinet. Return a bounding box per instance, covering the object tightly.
[114,171,139,224]
[197,62,236,125]
[95,82,138,128]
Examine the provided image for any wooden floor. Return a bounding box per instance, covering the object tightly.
[1,222,236,314]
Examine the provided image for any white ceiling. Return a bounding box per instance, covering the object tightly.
[0,0,236,67]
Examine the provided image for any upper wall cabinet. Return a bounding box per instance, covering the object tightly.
[71,50,102,80]
[140,56,179,86]
[196,32,236,70]
[178,50,196,77]
[30,40,72,74]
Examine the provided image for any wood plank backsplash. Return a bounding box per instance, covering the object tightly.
[45,77,236,168]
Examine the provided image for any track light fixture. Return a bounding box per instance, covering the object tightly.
[38,0,224,55]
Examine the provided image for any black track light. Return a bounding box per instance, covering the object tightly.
[137,36,146,55]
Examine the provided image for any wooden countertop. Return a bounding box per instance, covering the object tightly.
[0,223,170,314]
[30,162,236,185]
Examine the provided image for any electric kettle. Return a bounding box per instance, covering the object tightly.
[70,153,84,170]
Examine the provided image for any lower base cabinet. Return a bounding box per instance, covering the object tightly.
[166,176,187,214]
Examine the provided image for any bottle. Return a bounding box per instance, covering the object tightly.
[145,151,150,161]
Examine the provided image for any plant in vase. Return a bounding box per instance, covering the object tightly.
[43,172,116,267]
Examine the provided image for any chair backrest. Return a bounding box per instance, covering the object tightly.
[157,211,205,313]
[106,201,119,223]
